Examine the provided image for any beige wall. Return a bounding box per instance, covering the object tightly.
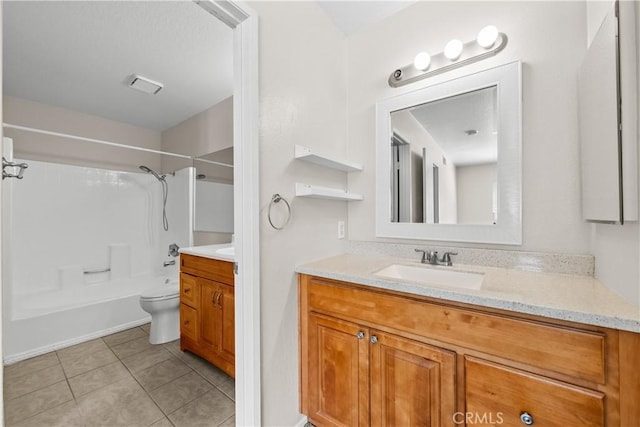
[161,96,234,245]
[346,1,591,254]
[161,96,233,177]
[3,96,161,171]
[249,1,349,425]
[457,163,497,224]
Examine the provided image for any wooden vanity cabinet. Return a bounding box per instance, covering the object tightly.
[299,274,640,427]
[180,253,235,377]
[307,313,455,427]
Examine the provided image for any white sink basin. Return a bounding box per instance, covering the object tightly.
[374,264,484,290]
[216,246,235,256]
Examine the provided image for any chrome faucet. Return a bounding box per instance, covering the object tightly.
[414,249,458,266]
[163,260,176,267]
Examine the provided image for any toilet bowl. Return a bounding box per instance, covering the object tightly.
[139,282,180,344]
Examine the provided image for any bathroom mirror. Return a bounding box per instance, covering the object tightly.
[376,61,522,244]
[194,148,234,233]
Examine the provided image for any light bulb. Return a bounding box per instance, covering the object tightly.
[444,39,463,60]
[477,25,499,48]
[413,52,431,71]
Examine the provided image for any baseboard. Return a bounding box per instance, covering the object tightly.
[3,317,151,365]
[294,416,309,427]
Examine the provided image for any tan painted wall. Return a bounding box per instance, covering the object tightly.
[3,96,161,172]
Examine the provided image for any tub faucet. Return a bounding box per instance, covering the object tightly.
[163,260,176,267]
[414,249,458,266]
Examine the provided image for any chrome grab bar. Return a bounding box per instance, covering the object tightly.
[2,157,28,180]
[83,268,111,275]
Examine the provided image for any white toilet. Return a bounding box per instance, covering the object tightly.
[139,281,180,344]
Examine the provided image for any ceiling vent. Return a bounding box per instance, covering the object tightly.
[128,74,163,95]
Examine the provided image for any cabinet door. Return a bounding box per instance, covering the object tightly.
[465,357,604,426]
[200,279,221,350]
[180,304,198,341]
[307,314,369,427]
[370,331,456,427]
[219,283,235,360]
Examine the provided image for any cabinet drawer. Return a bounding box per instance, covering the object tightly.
[180,304,198,341]
[181,254,234,285]
[465,357,604,426]
[180,273,200,308]
[305,277,605,383]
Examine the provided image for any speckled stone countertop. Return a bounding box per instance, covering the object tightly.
[179,244,235,262]
[295,254,640,333]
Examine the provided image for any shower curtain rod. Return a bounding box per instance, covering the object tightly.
[2,123,192,160]
[194,158,234,168]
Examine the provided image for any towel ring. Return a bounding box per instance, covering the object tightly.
[268,193,291,230]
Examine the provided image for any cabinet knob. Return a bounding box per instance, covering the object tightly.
[217,291,222,306]
[183,320,189,325]
[356,331,365,340]
[370,335,378,344]
[184,288,190,293]
[520,412,534,425]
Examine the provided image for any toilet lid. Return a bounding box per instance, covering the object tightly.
[141,283,179,300]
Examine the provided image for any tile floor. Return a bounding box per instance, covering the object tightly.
[3,324,235,427]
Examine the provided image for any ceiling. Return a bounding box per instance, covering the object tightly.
[2,1,415,132]
[317,1,417,35]
[3,1,233,132]
[407,86,498,166]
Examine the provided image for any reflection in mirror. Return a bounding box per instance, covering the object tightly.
[376,61,522,244]
[194,148,234,233]
[390,86,498,225]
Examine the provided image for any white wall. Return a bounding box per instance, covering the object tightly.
[248,1,349,425]
[347,1,590,253]
[587,0,640,306]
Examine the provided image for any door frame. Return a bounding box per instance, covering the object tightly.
[198,1,261,425]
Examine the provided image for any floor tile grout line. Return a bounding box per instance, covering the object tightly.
[117,345,172,421]
[3,379,74,426]
[4,325,234,427]
[3,355,61,383]
[218,413,235,427]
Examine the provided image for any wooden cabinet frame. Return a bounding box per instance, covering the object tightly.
[299,274,640,426]
[180,254,235,377]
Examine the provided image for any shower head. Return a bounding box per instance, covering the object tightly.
[139,165,165,182]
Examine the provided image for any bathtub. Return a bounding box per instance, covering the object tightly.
[3,274,178,364]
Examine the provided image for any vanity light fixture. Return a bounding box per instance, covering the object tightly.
[413,52,431,71]
[389,25,508,88]
[444,39,464,60]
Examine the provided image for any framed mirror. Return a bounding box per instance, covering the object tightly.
[375,61,522,244]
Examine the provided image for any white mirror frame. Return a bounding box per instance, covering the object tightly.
[375,60,522,245]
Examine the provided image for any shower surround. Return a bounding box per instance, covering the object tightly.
[2,158,193,363]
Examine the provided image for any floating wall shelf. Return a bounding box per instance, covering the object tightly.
[295,183,363,201]
[294,145,363,172]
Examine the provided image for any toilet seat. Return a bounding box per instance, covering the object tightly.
[140,284,179,302]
